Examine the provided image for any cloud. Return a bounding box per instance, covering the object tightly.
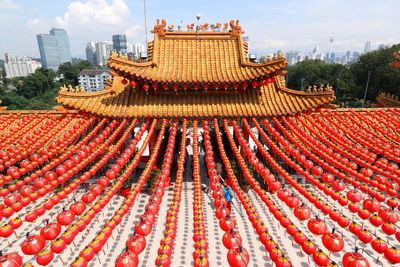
[54,0,130,30]
[0,0,19,9]
[26,0,144,56]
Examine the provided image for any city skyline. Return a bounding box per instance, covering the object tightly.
[0,0,399,58]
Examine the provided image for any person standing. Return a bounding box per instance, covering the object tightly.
[223,182,234,212]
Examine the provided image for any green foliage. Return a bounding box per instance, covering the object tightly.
[286,59,356,97]
[57,60,93,86]
[286,44,400,106]
[350,44,400,100]
[147,168,160,191]
[0,60,93,110]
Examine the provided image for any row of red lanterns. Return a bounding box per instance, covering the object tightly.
[0,117,104,200]
[0,119,123,229]
[191,121,210,267]
[73,119,162,267]
[18,120,141,265]
[239,119,339,265]
[217,118,293,266]
[202,120,251,267]
[121,77,276,93]
[154,119,187,266]
[0,113,45,151]
[273,116,400,228]
[304,114,400,185]
[0,120,117,237]
[254,119,400,264]
[0,116,92,192]
[118,122,177,267]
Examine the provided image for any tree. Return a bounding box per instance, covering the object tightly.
[351,44,400,101]
[57,60,93,86]
[286,60,356,100]
[14,68,56,98]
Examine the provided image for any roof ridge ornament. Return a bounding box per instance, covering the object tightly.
[229,20,244,37]
[151,19,167,37]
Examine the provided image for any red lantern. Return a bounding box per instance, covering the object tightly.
[347,190,362,202]
[36,248,54,266]
[227,246,250,267]
[70,201,86,216]
[363,198,380,213]
[115,250,139,267]
[312,249,329,266]
[342,251,370,267]
[307,218,328,235]
[332,180,346,192]
[384,247,400,264]
[358,230,373,244]
[322,230,344,252]
[0,252,23,267]
[371,238,388,254]
[222,230,242,249]
[21,234,46,255]
[126,234,146,255]
[57,210,75,225]
[40,222,61,240]
[294,205,311,221]
[302,240,317,255]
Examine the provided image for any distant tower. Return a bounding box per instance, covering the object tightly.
[328,37,334,62]
[112,34,127,54]
[364,41,371,54]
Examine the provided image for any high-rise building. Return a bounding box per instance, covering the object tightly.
[134,43,145,55]
[285,51,300,66]
[364,41,371,54]
[4,53,42,78]
[85,41,97,66]
[37,28,72,71]
[378,44,385,50]
[112,34,127,53]
[95,41,113,67]
[78,68,111,92]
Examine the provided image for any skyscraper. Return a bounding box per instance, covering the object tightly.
[96,41,113,67]
[364,41,371,54]
[112,34,127,53]
[85,41,97,66]
[37,28,72,71]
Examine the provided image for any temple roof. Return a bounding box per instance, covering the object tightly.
[56,76,335,117]
[56,19,336,117]
[374,92,400,107]
[107,19,287,84]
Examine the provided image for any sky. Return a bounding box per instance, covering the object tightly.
[0,0,399,58]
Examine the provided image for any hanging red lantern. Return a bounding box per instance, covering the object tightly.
[384,247,400,264]
[321,173,334,183]
[115,250,139,267]
[126,234,146,255]
[321,229,344,252]
[285,195,300,208]
[379,208,399,224]
[0,252,23,267]
[227,246,250,267]
[21,234,46,255]
[57,210,75,226]
[70,257,88,267]
[342,251,370,267]
[363,198,380,213]
[222,230,242,249]
[70,201,86,216]
[371,238,388,254]
[312,249,330,266]
[332,180,346,191]
[301,240,317,255]
[307,218,328,235]
[294,205,311,221]
[40,222,61,240]
[346,190,362,202]
[36,248,54,266]
[382,222,396,235]
[358,230,373,244]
